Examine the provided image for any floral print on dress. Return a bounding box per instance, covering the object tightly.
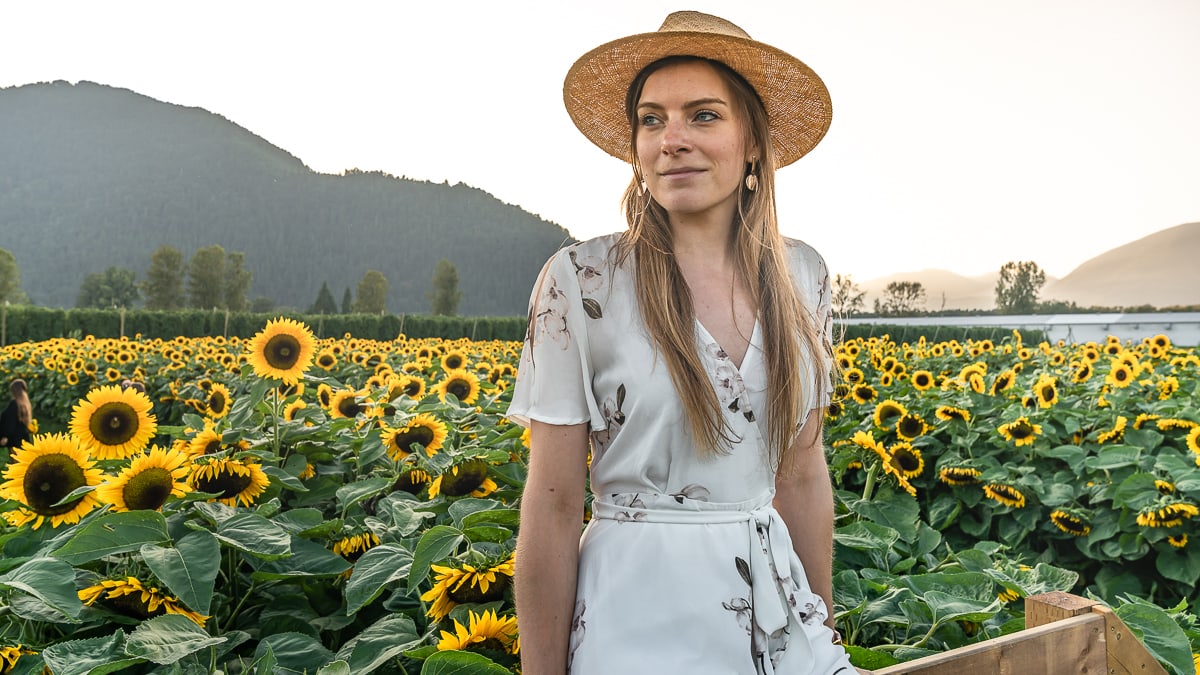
[569,248,606,320]
[610,492,647,523]
[567,599,587,669]
[531,270,571,350]
[593,384,626,456]
[705,342,755,422]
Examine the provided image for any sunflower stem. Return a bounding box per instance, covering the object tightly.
[219,579,258,634]
[862,462,880,502]
[271,386,282,458]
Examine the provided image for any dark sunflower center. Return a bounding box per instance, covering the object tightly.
[898,417,922,436]
[123,467,175,510]
[445,356,463,369]
[265,334,301,370]
[319,391,332,407]
[894,451,920,472]
[24,454,87,515]
[915,374,929,386]
[397,426,434,452]
[196,469,253,500]
[202,439,221,455]
[1011,422,1033,439]
[404,381,422,397]
[1039,385,1054,400]
[337,398,362,417]
[109,589,160,619]
[440,460,488,497]
[209,391,227,413]
[446,379,471,400]
[90,402,139,446]
[318,355,335,367]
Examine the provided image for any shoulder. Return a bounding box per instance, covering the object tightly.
[781,237,830,293]
[562,232,622,261]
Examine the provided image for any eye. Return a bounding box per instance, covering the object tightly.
[694,110,719,122]
[639,113,662,127]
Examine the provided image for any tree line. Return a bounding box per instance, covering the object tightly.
[0,245,465,317]
[831,260,1199,317]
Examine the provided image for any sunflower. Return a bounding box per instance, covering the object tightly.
[966,372,986,395]
[315,349,338,371]
[189,457,270,507]
[70,384,158,460]
[95,446,192,512]
[1134,413,1161,430]
[329,389,364,419]
[938,466,982,486]
[0,433,104,529]
[1157,418,1199,432]
[889,443,924,479]
[1186,427,1200,455]
[384,413,449,461]
[842,368,864,385]
[997,587,1021,604]
[1136,502,1199,528]
[1105,360,1134,388]
[1167,533,1188,548]
[436,608,519,655]
[0,645,36,672]
[1070,361,1093,383]
[935,406,971,423]
[78,576,208,626]
[1155,479,1176,494]
[1032,375,1058,408]
[332,531,380,562]
[429,460,497,498]
[1096,416,1127,445]
[851,384,877,405]
[1049,509,1091,536]
[245,317,317,385]
[421,554,515,621]
[435,369,481,405]
[393,468,432,494]
[206,382,232,419]
[872,400,906,429]
[990,370,1017,395]
[998,417,1041,447]
[283,399,309,422]
[895,413,929,441]
[187,421,224,458]
[440,349,469,372]
[983,483,1026,509]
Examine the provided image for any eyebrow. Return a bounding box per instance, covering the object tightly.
[636,97,729,112]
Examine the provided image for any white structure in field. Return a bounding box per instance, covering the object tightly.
[838,312,1200,347]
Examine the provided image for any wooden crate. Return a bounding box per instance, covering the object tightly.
[861,591,1167,675]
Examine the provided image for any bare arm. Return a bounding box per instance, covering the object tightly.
[515,420,590,675]
[774,408,837,631]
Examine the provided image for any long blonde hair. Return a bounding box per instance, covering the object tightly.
[615,56,827,465]
[9,378,31,428]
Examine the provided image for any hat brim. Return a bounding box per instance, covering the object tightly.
[564,29,832,168]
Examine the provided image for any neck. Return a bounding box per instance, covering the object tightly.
[668,213,737,269]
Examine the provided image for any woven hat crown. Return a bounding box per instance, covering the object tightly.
[563,11,832,168]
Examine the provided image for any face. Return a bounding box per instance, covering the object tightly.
[634,60,753,227]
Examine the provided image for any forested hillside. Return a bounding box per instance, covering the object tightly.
[0,81,573,315]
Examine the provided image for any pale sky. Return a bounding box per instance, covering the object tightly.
[3,0,1198,283]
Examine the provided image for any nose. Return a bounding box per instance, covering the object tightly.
[660,118,690,155]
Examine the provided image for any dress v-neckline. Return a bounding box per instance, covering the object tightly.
[696,318,761,373]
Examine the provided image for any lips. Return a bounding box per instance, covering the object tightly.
[660,167,704,178]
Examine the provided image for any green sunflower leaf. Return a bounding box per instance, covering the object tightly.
[48,509,169,565]
[337,614,422,673]
[40,631,145,675]
[212,512,292,560]
[336,477,393,511]
[1114,602,1194,675]
[125,614,226,665]
[408,525,464,593]
[0,556,84,620]
[419,650,511,675]
[140,530,220,615]
[254,632,334,675]
[343,544,412,614]
[253,535,351,582]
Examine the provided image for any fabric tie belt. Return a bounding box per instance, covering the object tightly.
[591,494,810,641]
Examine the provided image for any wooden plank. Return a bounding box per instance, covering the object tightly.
[865,613,1106,675]
[1091,605,1169,675]
[1024,590,1100,627]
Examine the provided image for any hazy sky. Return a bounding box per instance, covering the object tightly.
[3,0,1197,283]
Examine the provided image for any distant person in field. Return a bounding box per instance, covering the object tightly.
[507,11,857,674]
[0,378,33,451]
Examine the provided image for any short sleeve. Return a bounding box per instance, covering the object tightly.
[786,240,835,414]
[506,248,602,429]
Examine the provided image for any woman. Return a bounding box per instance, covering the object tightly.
[507,11,855,675]
[0,378,33,452]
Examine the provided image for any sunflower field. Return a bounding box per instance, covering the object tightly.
[0,321,1197,674]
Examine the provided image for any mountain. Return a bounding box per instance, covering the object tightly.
[858,222,1200,311]
[1042,222,1200,309]
[0,81,573,315]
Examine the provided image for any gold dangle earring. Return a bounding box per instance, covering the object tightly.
[634,166,648,196]
[744,160,758,192]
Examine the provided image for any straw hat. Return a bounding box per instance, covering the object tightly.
[563,10,832,169]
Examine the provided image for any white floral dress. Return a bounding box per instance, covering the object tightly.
[508,233,855,675]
